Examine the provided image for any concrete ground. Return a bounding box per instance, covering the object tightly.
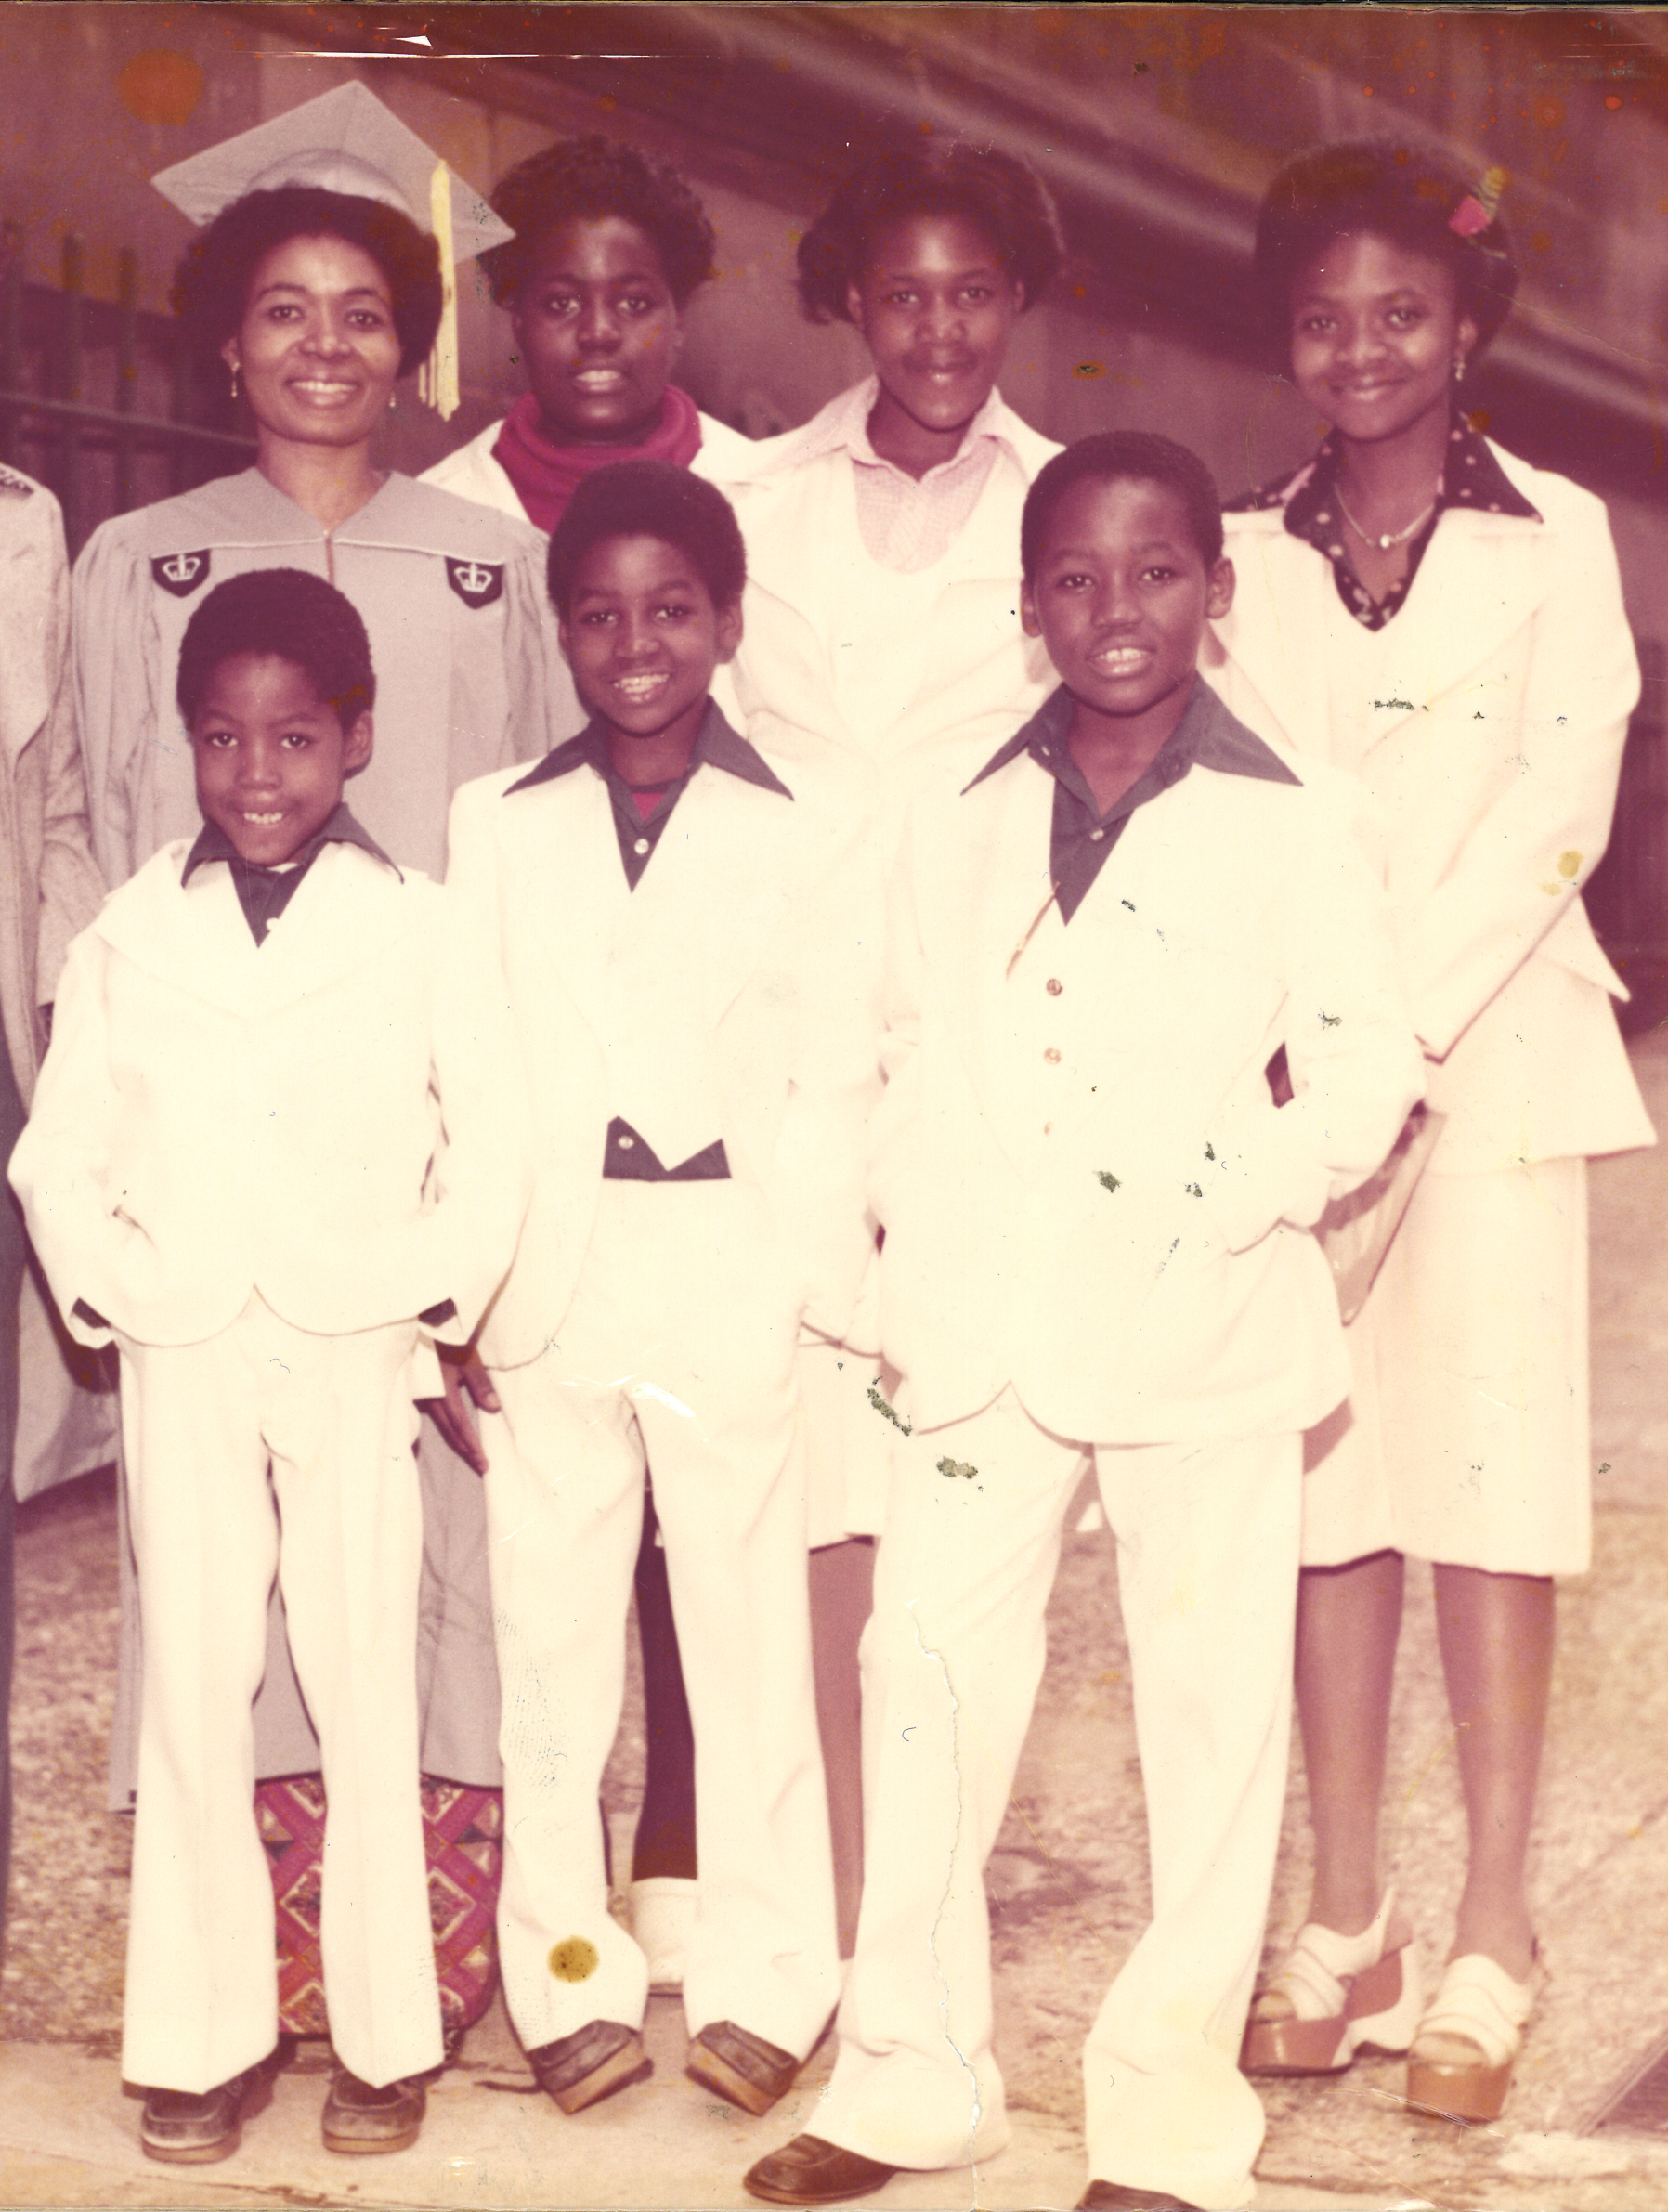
[7,1038,1668,2212]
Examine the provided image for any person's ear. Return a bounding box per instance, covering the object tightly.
[714,599,744,664]
[666,300,685,366]
[343,710,374,775]
[1020,578,1042,640]
[1454,309,1479,378]
[220,335,241,379]
[1205,556,1235,623]
[845,279,868,337]
[1010,277,1027,317]
[555,614,572,666]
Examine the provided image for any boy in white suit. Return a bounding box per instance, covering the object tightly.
[745,434,1425,2212]
[441,462,876,2123]
[8,570,528,2165]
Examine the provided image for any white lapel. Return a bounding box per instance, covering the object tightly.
[946,763,1061,1146]
[637,765,798,1029]
[97,851,260,1017]
[1362,508,1549,740]
[1221,497,1553,760]
[251,842,417,1012]
[496,767,631,1039]
[94,841,412,1020]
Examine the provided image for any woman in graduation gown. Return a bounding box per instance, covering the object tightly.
[72,81,557,2067]
[1206,140,1653,2127]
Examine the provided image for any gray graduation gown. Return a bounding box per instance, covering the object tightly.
[73,468,560,1797]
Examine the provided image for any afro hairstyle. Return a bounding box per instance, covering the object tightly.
[1255,140,1519,354]
[479,137,716,306]
[1022,431,1224,579]
[796,137,1062,324]
[546,460,746,618]
[176,566,377,729]
[170,185,443,378]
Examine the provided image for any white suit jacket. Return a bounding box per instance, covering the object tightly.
[446,717,881,1371]
[871,684,1426,1443]
[10,839,530,1351]
[1205,441,1654,1172]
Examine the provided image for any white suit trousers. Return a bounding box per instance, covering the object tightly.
[119,1297,441,2094]
[483,1182,840,2057]
[818,1390,1301,2211]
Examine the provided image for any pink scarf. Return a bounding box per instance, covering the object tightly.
[491,385,704,534]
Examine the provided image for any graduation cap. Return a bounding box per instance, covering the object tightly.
[151,81,513,418]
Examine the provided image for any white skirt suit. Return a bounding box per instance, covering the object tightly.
[1205,440,1655,1574]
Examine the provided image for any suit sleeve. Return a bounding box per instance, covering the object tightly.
[1200,774,1427,1255]
[7,928,126,1345]
[34,495,106,1009]
[1404,488,1638,1059]
[424,810,532,1341]
[769,787,885,1341]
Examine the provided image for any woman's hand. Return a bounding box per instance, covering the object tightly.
[417,1341,501,1476]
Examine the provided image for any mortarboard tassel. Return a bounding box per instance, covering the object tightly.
[420,158,460,419]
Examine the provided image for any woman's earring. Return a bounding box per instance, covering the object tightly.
[1453,355,1467,385]
[229,362,240,401]
[387,391,397,412]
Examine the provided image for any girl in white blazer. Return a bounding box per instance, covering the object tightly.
[720,140,1064,792]
[1205,141,1654,2127]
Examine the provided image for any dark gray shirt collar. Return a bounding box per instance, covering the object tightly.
[507,699,792,891]
[969,678,1300,923]
[182,803,397,943]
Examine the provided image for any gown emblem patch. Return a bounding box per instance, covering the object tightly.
[445,556,504,607]
[151,549,211,597]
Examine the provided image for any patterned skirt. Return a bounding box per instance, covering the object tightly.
[255,1773,503,2049]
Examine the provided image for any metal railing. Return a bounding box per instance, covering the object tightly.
[0,227,255,553]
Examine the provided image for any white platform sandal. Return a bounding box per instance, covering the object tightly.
[1242,1890,1425,2075]
[1406,1950,1536,2123]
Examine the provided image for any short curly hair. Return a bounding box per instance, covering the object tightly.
[478,137,716,306]
[1256,140,1519,354]
[1022,432,1223,580]
[796,139,1062,324]
[176,567,376,729]
[546,461,746,618]
[170,186,443,378]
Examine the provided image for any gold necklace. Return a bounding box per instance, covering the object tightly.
[1336,476,1442,552]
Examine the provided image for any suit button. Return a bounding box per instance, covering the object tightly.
[1046,977,1063,996]
[1089,827,1105,842]
[616,1132,636,1150]
[1043,1047,1062,1064]
[633,836,651,855]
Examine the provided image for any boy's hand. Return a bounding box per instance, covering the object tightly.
[417,1342,501,1477]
